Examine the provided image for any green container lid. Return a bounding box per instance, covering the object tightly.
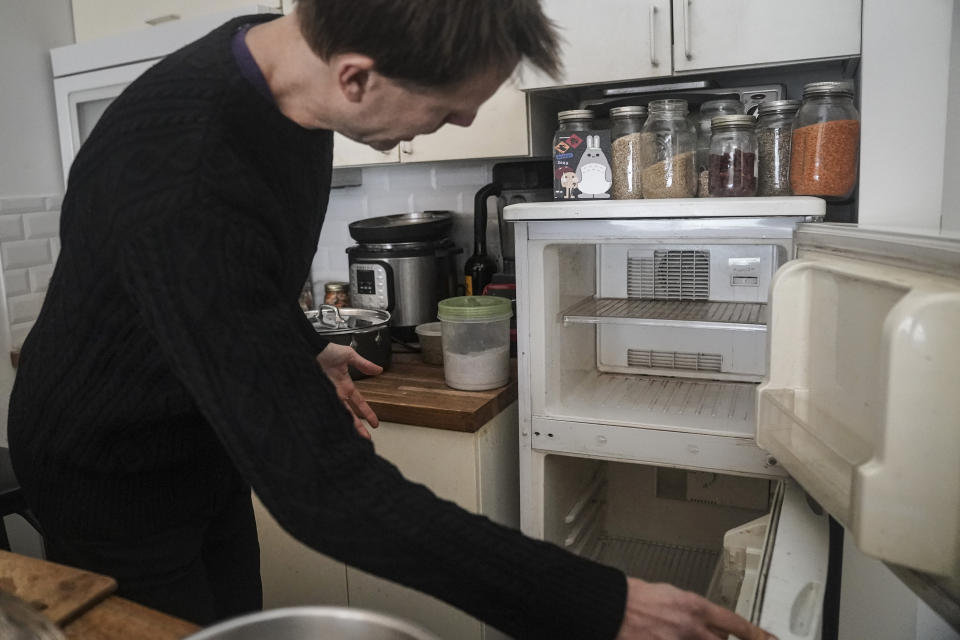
[437,296,513,321]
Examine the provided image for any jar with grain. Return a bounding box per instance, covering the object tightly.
[756,100,801,197]
[790,81,860,200]
[639,99,697,199]
[708,115,758,197]
[694,99,744,196]
[610,106,647,200]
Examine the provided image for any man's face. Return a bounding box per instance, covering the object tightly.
[337,65,513,150]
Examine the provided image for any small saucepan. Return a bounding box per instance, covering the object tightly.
[306,305,392,379]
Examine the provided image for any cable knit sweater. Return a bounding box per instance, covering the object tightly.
[8,15,626,639]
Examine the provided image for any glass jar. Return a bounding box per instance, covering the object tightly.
[756,100,801,197]
[553,110,595,199]
[609,106,647,200]
[693,99,744,196]
[708,115,758,197]
[790,81,860,200]
[323,281,350,308]
[639,99,697,199]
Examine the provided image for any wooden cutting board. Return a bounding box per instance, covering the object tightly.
[0,550,117,625]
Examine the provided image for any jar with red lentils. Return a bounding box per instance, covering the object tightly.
[790,81,860,200]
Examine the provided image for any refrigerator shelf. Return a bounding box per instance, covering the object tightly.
[556,370,757,437]
[590,536,720,595]
[562,297,767,330]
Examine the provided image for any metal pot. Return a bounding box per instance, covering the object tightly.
[307,305,392,379]
[184,606,441,640]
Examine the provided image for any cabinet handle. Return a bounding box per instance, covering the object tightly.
[649,5,659,67]
[144,13,180,26]
[400,141,413,155]
[682,0,692,60]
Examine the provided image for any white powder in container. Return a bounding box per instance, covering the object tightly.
[443,345,510,391]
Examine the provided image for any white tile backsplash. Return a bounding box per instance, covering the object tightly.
[312,160,501,300]
[0,195,62,349]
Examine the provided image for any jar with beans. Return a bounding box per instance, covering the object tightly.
[694,99,744,196]
[708,115,758,197]
[756,100,801,197]
[610,105,647,200]
[640,99,697,199]
[790,81,860,200]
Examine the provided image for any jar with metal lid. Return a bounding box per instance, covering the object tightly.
[694,99,744,196]
[553,110,595,200]
[756,100,801,197]
[609,106,647,200]
[323,281,351,308]
[790,81,860,200]
[708,114,758,197]
[639,99,697,199]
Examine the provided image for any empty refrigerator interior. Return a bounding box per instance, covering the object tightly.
[541,455,779,613]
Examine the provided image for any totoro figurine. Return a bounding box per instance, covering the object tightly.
[575,134,612,199]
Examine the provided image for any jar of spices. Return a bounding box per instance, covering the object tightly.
[708,115,758,197]
[694,99,744,196]
[323,282,351,308]
[639,99,697,199]
[756,100,801,197]
[790,81,860,200]
[609,105,647,200]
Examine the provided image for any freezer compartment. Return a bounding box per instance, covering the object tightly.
[758,248,960,577]
[540,455,777,612]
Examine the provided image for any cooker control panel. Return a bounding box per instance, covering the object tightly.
[350,263,390,310]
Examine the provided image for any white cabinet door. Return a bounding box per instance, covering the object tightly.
[72,0,281,42]
[400,81,529,163]
[672,0,861,72]
[332,134,399,168]
[519,0,671,89]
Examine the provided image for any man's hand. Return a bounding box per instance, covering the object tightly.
[616,578,775,640]
[315,342,383,440]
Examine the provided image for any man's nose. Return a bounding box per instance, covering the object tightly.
[446,111,477,128]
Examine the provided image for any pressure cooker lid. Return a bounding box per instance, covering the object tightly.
[348,211,453,244]
[307,306,391,334]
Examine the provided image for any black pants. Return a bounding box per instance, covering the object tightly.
[44,484,262,626]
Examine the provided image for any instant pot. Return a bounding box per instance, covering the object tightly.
[346,212,461,342]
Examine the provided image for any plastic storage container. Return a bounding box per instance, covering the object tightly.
[790,81,860,200]
[437,296,513,391]
[708,114,758,197]
[609,105,647,200]
[415,322,443,365]
[693,99,744,196]
[756,100,801,197]
[640,99,697,199]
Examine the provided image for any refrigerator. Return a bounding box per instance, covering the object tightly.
[504,197,960,639]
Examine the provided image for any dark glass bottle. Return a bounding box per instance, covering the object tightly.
[465,183,500,295]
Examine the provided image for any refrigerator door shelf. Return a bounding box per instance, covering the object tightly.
[758,226,960,577]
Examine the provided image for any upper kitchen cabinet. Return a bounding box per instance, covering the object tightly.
[332,81,542,167]
[397,81,531,163]
[332,135,399,167]
[672,0,861,72]
[518,0,672,90]
[71,0,281,42]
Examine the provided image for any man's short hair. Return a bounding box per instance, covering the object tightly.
[296,0,561,87]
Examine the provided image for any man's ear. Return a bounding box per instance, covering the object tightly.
[334,54,377,104]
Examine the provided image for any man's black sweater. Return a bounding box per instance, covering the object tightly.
[8,15,626,639]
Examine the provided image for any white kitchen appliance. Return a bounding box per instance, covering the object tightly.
[51,5,279,185]
[505,198,960,638]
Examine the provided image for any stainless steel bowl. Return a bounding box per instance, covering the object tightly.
[184,607,441,640]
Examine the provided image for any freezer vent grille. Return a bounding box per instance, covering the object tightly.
[628,250,710,300]
[628,349,723,372]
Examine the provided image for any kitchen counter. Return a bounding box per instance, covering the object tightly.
[0,550,198,639]
[354,352,517,433]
